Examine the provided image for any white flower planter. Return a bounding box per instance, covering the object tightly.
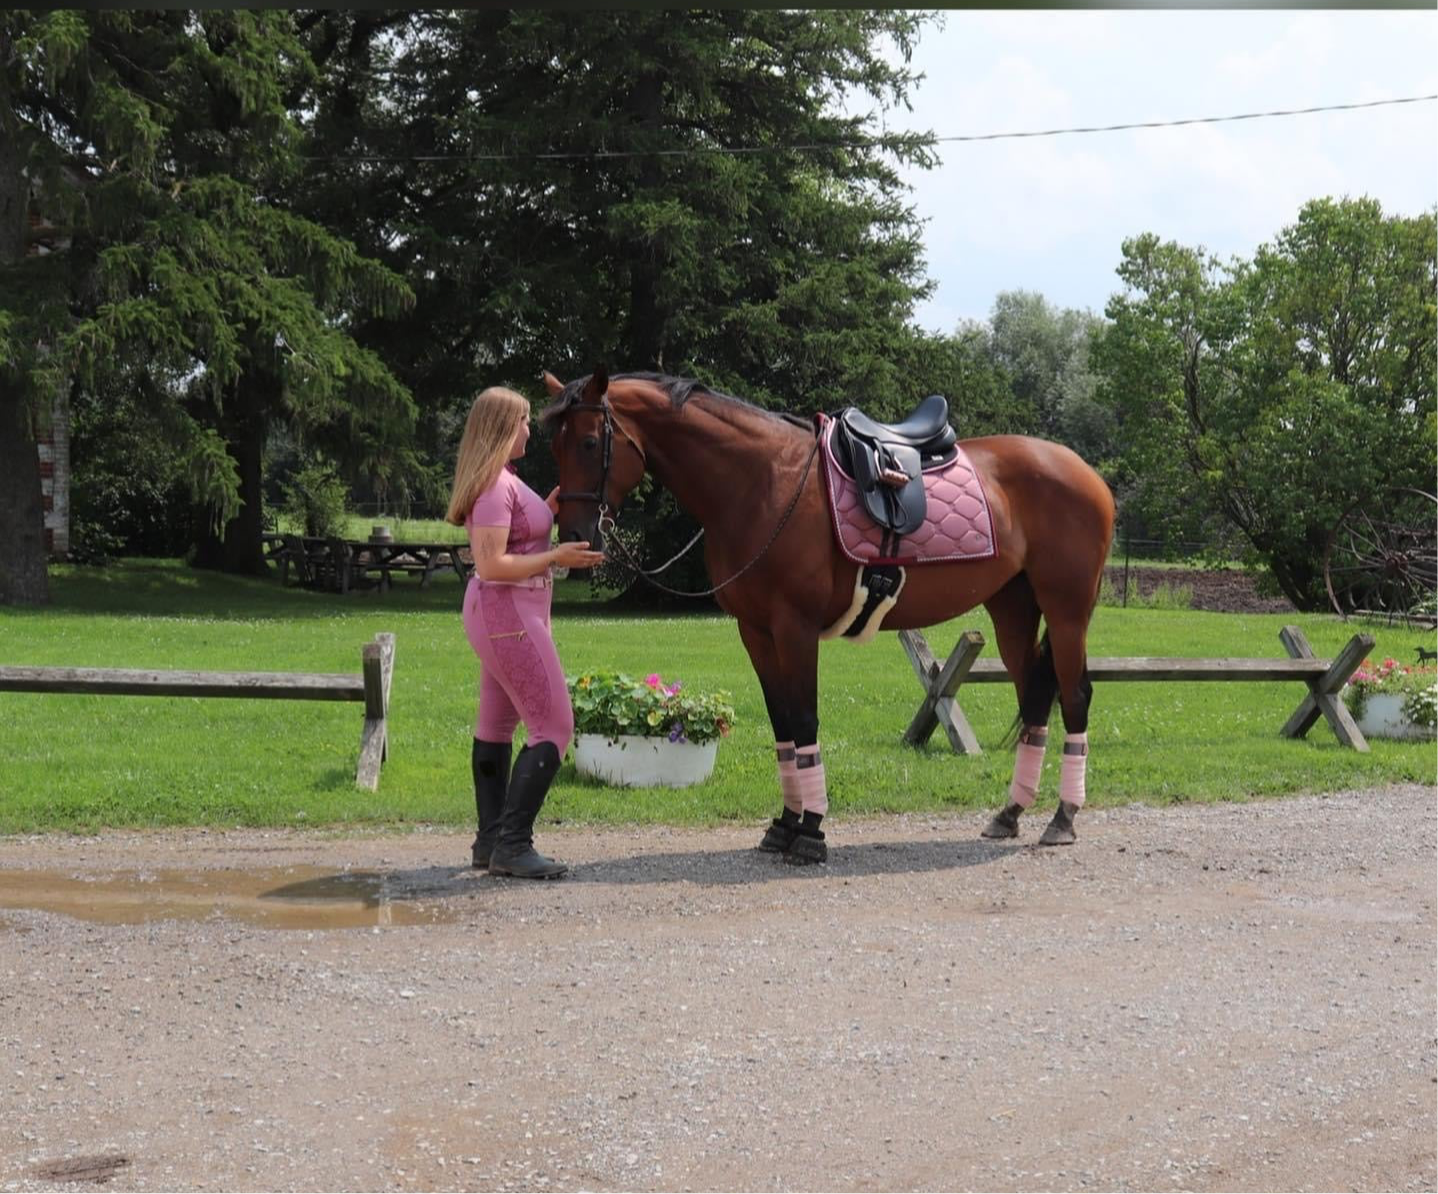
[573,733,719,788]
[1352,692,1437,741]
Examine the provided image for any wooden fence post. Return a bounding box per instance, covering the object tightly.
[1278,627,1374,751]
[357,632,396,790]
[899,629,985,755]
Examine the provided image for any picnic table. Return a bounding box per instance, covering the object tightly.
[265,534,473,594]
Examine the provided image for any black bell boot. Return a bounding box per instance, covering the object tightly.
[786,810,828,865]
[488,741,568,879]
[471,738,511,869]
[758,807,801,852]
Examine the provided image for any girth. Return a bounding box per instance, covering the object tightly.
[830,395,957,536]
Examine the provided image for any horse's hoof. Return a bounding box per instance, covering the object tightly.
[1038,802,1079,846]
[784,833,828,865]
[981,806,1022,839]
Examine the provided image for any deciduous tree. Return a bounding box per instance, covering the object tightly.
[1096,198,1436,608]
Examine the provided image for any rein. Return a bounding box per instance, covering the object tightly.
[559,395,822,599]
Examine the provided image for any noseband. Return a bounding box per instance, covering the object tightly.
[556,395,646,536]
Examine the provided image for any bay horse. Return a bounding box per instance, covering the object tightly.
[542,368,1115,863]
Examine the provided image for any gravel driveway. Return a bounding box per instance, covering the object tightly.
[2,784,1434,1193]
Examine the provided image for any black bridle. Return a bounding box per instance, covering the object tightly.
[552,389,822,599]
[554,397,646,537]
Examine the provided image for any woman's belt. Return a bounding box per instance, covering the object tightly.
[475,570,551,590]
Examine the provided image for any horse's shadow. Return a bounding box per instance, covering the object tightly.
[567,835,1017,886]
[260,836,1016,906]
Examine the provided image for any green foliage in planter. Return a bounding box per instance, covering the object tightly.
[1340,655,1438,719]
[569,670,735,745]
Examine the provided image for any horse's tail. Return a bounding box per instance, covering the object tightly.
[998,630,1058,750]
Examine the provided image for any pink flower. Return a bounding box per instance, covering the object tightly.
[665,682,683,695]
[644,673,663,689]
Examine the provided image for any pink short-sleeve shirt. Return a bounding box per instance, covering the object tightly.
[467,465,553,557]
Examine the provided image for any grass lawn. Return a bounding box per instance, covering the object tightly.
[0,558,1432,835]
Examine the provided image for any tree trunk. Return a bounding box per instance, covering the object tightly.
[0,73,49,605]
[1250,528,1322,612]
[0,29,23,269]
[191,372,271,576]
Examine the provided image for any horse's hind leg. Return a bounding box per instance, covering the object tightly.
[1036,613,1094,847]
[980,575,1048,840]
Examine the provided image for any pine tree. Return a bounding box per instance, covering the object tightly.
[304,11,941,412]
[0,11,415,598]
[294,11,949,586]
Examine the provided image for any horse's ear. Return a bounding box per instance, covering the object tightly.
[542,371,564,397]
[582,364,609,400]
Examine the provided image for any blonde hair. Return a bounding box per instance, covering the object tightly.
[445,386,532,525]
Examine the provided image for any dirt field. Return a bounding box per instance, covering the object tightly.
[1,784,1434,1193]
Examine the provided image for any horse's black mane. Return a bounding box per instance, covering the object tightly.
[540,371,787,428]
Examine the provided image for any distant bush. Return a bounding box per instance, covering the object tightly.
[69,385,193,563]
[281,459,349,539]
[1099,575,1194,610]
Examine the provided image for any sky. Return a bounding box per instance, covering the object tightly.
[857,11,1438,333]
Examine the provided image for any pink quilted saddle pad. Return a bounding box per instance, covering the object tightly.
[819,415,997,566]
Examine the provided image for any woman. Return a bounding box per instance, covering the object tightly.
[445,386,604,879]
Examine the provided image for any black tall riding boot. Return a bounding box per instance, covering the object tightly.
[488,741,568,879]
[471,738,511,869]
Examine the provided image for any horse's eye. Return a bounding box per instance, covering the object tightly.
[582,436,599,451]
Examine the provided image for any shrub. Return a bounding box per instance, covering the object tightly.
[281,459,349,539]
[1099,575,1194,610]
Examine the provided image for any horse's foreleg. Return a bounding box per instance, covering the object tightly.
[737,622,805,855]
[1038,619,1094,847]
[770,625,827,865]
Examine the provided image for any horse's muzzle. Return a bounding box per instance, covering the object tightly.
[561,521,602,550]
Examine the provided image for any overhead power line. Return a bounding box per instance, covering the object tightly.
[312,94,1437,164]
[928,94,1437,146]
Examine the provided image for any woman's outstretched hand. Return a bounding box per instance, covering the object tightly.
[552,540,606,570]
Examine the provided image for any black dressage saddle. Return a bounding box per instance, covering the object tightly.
[831,395,957,536]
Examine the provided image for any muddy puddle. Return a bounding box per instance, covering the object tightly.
[0,864,486,930]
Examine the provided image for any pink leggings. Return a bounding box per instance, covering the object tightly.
[462,578,574,752]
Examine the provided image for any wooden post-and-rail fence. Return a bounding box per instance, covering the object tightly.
[0,633,396,790]
[900,626,1377,754]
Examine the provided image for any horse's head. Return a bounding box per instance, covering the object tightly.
[541,366,648,548]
